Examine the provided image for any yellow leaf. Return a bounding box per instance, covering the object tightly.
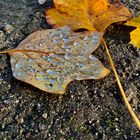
[7,27,109,94]
[125,15,140,48]
[46,0,131,31]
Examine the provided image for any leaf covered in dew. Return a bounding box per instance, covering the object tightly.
[125,15,140,48]
[45,0,131,31]
[8,26,109,94]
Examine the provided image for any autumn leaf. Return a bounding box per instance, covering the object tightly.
[46,0,131,31]
[7,27,109,94]
[125,15,140,48]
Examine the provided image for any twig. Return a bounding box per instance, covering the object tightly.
[102,38,140,130]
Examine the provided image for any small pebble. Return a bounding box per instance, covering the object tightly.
[38,0,46,5]
[42,113,48,118]
[3,24,14,33]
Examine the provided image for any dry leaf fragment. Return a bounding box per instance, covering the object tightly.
[46,0,131,31]
[8,26,109,94]
[125,15,140,48]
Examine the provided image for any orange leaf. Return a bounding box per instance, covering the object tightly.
[46,0,131,31]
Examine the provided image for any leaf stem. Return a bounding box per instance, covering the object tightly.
[0,49,51,55]
[102,38,140,130]
[0,49,66,55]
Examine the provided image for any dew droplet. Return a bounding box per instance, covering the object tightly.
[43,54,58,66]
[49,53,57,58]
[42,56,53,62]
[63,45,69,49]
[48,84,53,88]
[48,32,55,38]
[56,71,61,75]
[60,33,64,38]
[83,43,88,46]
[94,70,99,74]
[27,66,35,73]
[77,54,84,59]
[92,35,99,43]
[89,55,98,61]
[53,40,59,44]
[61,26,70,33]
[40,70,46,74]
[76,76,84,80]
[42,55,48,59]
[51,61,58,66]
[28,58,33,63]
[73,42,80,46]
[44,75,48,79]
[30,69,35,73]
[66,48,71,52]
[47,70,56,75]
[76,63,84,68]
[39,43,43,47]
[13,72,24,77]
[15,62,23,69]
[35,75,43,80]
[11,59,15,63]
[48,45,53,51]
[63,36,69,43]
[63,70,69,75]
[64,53,73,59]
[84,36,90,41]
[57,77,64,83]
[47,57,53,63]
[49,79,56,84]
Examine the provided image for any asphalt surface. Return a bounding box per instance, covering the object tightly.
[0,0,140,139]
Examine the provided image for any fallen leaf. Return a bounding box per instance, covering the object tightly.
[46,0,131,31]
[125,15,140,48]
[8,26,109,94]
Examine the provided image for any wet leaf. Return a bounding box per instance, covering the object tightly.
[46,0,131,31]
[125,15,140,48]
[8,26,109,94]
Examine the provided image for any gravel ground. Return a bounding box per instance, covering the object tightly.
[0,0,140,139]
